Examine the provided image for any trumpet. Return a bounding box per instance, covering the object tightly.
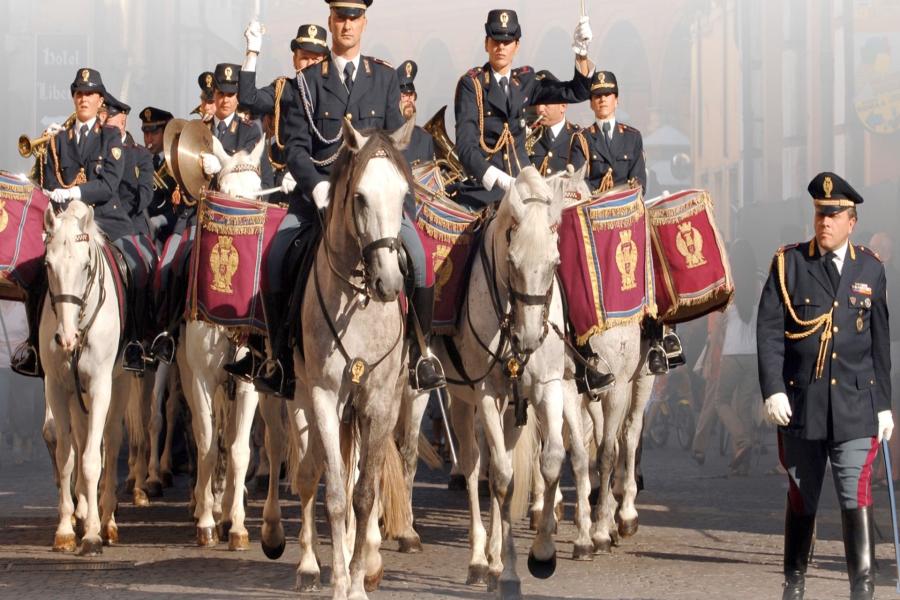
[18,113,76,158]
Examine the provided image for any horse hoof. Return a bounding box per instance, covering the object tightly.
[255,474,270,492]
[572,543,594,561]
[478,480,490,498]
[588,487,600,506]
[497,578,523,600]
[296,571,321,592]
[74,518,85,539]
[261,536,286,560]
[398,536,422,554]
[618,516,639,538]
[101,523,119,546]
[610,529,621,546]
[219,520,232,540]
[124,477,135,493]
[146,480,163,499]
[466,564,489,586]
[594,537,612,554]
[78,537,103,556]
[196,526,218,547]
[161,471,174,488]
[228,531,250,551]
[527,550,557,579]
[133,488,150,507]
[447,474,466,491]
[363,566,384,592]
[52,533,77,552]
[486,572,500,592]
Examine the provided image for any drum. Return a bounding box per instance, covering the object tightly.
[0,172,50,301]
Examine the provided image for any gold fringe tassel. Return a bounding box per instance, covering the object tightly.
[648,192,712,226]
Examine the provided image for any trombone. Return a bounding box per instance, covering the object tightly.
[18,113,76,158]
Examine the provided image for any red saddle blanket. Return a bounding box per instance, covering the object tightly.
[414,195,482,335]
[647,189,733,324]
[187,192,287,333]
[558,188,656,344]
[0,172,49,301]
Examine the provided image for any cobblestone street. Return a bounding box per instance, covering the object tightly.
[1,432,898,599]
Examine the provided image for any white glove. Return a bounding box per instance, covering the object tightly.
[49,188,71,204]
[245,20,263,54]
[149,215,168,230]
[572,16,592,57]
[764,392,792,427]
[495,172,516,192]
[312,181,331,209]
[44,122,64,137]
[201,153,222,176]
[878,410,894,443]
[280,171,297,194]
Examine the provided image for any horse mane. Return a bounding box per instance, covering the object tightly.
[327,128,414,217]
[53,200,105,246]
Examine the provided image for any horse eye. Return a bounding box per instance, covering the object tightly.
[354,192,366,205]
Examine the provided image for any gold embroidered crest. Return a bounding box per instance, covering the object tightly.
[81,69,90,82]
[615,229,638,291]
[0,199,8,234]
[111,147,122,160]
[349,358,366,384]
[209,235,240,294]
[676,222,707,269]
[823,176,833,199]
[224,66,233,81]
[405,61,413,78]
[433,245,453,302]
[500,12,509,28]
[205,74,213,88]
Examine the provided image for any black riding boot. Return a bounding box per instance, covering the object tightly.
[662,326,686,369]
[409,286,445,391]
[573,343,616,397]
[842,506,875,600]
[224,334,265,382]
[11,275,46,378]
[644,318,668,375]
[254,291,296,399]
[782,508,816,600]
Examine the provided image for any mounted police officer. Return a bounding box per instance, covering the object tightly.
[138,106,178,247]
[571,70,646,194]
[452,9,594,209]
[191,71,216,121]
[200,63,262,178]
[527,70,583,177]
[11,69,143,376]
[396,59,436,168]
[757,172,894,600]
[268,0,444,394]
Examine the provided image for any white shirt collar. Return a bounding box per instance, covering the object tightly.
[332,52,361,83]
[214,113,235,130]
[818,239,849,271]
[492,68,513,84]
[75,117,97,140]
[595,116,617,135]
[548,120,566,138]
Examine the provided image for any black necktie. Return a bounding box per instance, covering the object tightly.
[601,121,612,153]
[153,154,162,170]
[824,251,841,293]
[344,62,355,94]
[78,124,89,158]
[499,76,510,112]
[216,121,227,139]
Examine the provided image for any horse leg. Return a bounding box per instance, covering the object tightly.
[77,373,113,556]
[224,381,258,550]
[395,387,428,553]
[616,371,655,539]
[100,374,131,545]
[146,362,169,497]
[589,380,629,554]
[42,402,60,488]
[159,362,180,487]
[294,401,324,590]
[45,381,76,552]
[529,380,564,579]
[529,417,545,532]
[450,394,488,584]
[183,365,218,545]
[563,378,593,560]
[126,375,150,507]
[258,393,287,559]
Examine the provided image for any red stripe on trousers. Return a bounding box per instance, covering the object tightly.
[777,431,805,514]
[857,436,879,508]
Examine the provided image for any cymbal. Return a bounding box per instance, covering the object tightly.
[162,118,186,177]
[172,120,213,202]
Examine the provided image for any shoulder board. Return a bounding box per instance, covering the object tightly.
[588,124,598,134]
[467,66,483,78]
[619,123,640,135]
[775,242,801,256]
[370,56,393,69]
[513,66,532,76]
[855,244,883,262]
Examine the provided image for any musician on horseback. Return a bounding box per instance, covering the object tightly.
[527,70,585,178]
[12,68,149,375]
[396,60,436,168]
[138,107,178,247]
[191,71,216,121]
[246,0,445,395]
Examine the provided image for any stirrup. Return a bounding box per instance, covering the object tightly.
[662,331,686,369]
[411,353,446,392]
[647,344,669,375]
[253,358,288,398]
[123,341,147,374]
[149,331,176,365]
[10,343,41,378]
[223,350,258,382]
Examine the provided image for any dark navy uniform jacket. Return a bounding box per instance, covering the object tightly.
[147,153,178,242]
[529,121,583,177]
[119,134,154,236]
[453,65,591,208]
[404,126,435,167]
[757,239,891,442]
[570,121,646,194]
[208,114,261,156]
[283,55,404,199]
[43,120,134,241]
[238,73,293,201]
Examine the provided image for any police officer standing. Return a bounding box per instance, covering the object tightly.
[757,173,894,600]
[527,70,583,177]
[452,9,594,209]
[396,59,436,168]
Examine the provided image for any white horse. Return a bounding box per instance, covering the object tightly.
[41,201,135,555]
[176,136,270,549]
[436,166,572,599]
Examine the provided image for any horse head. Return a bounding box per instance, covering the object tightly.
[328,116,415,302]
[496,165,562,354]
[212,136,265,198]
[43,201,103,354]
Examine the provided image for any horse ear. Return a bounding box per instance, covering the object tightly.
[248,137,266,168]
[43,205,57,233]
[342,117,368,153]
[389,116,415,151]
[211,136,230,166]
[506,172,527,225]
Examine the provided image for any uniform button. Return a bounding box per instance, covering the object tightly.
[345,113,352,120]
[789,380,795,386]
[831,378,837,385]
[548,151,554,158]
[833,300,839,307]
[871,379,876,385]
[370,110,375,116]
[833,326,839,333]
[503,153,508,160]
[832,352,837,359]
[805,298,810,303]
[324,111,329,117]
[592,154,598,160]
[487,111,492,116]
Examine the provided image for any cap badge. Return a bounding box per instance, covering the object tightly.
[308,25,317,37]
[224,66,233,81]
[599,73,606,85]
[144,108,151,120]
[823,176,833,199]
[500,12,509,28]
[205,74,213,88]
[81,69,90,82]
[405,62,413,78]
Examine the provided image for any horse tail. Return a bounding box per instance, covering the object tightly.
[380,438,413,539]
[417,432,443,470]
[340,419,359,526]
[510,406,538,522]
